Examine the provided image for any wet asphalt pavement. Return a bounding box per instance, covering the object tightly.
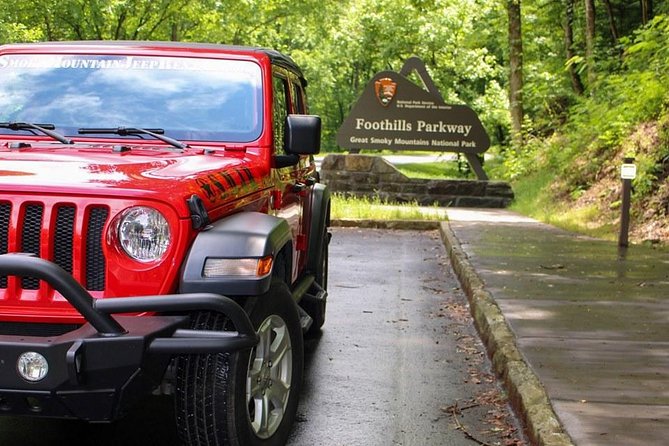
[445,209,669,445]
[288,228,520,445]
[0,227,522,445]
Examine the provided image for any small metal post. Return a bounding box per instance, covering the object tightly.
[618,157,635,248]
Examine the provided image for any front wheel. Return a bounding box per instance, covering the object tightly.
[174,280,304,446]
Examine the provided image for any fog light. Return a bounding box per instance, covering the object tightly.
[17,352,48,382]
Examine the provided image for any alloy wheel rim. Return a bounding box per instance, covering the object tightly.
[246,314,293,439]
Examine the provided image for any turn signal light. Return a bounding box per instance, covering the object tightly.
[203,256,273,278]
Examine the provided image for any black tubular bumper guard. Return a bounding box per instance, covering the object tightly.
[0,254,259,421]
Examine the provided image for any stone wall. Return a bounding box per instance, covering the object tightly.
[320,154,514,208]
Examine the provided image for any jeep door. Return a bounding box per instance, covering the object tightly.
[271,68,316,284]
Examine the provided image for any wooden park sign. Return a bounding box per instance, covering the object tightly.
[336,57,490,180]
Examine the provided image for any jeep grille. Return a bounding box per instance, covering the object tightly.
[0,201,109,292]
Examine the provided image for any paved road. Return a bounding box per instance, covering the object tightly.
[288,228,522,445]
[0,228,523,445]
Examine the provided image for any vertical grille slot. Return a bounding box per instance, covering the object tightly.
[21,204,43,290]
[0,203,10,288]
[85,207,108,291]
[54,206,75,275]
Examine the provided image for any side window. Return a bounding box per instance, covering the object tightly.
[291,82,305,114]
[272,75,289,153]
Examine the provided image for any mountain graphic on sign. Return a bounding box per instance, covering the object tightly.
[336,70,490,154]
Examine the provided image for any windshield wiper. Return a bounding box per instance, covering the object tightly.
[0,122,73,144]
[78,127,189,150]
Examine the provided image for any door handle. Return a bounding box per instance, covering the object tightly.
[291,182,307,193]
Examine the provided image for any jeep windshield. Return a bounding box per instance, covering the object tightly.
[0,54,263,143]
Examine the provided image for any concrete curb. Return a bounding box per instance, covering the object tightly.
[438,221,574,446]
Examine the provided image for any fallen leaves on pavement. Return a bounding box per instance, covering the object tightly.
[439,295,528,446]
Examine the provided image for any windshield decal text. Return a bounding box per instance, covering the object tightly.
[0,55,255,74]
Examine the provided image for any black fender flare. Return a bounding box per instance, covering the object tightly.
[180,212,292,296]
[306,183,331,276]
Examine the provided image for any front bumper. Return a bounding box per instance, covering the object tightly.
[0,254,258,421]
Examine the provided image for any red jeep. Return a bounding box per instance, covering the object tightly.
[0,41,330,446]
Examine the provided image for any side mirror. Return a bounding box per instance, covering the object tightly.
[284,115,321,155]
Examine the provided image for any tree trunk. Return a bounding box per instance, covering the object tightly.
[640,0,653,25]
[565,0,584,95]
[584,0,596,88]
[508,0,523,146]
[171,22,179,41]
[602,0,619,42]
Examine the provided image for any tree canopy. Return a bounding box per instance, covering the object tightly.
[0,0,509,150]
[1,0,668,170]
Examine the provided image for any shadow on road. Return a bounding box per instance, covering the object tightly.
[0,393,178,445]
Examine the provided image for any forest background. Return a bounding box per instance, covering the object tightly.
[2,0,669,242]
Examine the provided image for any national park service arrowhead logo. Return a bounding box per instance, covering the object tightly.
[375,77,397,107]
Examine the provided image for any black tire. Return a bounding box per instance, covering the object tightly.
[174,280,304,446]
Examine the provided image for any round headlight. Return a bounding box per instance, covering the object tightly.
[118,206,170,262]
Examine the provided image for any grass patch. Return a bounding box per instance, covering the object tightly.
[331,194,447,221]
[508,169,555,218]
[394,160,473,179]
[546,206,618,241]
[510,170,617,240]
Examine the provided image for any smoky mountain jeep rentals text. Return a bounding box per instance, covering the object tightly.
[0,41,330,446]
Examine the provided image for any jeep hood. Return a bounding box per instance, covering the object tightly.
[0,145,266,212]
